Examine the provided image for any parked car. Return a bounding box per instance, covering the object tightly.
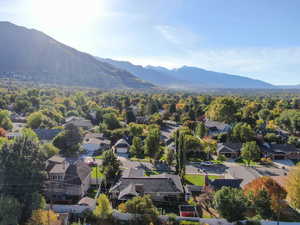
[200,161,214,166]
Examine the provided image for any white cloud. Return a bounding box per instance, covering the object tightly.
[155,25,201,49]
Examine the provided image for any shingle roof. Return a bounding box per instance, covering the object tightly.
[110,173,184,195]
[122,168,145,178]
[217,143,242,154]
[210,178,242,190]
[64,161,91,185]
[50,163,68,173]
[34,128,62,141]
[48,155,65,163]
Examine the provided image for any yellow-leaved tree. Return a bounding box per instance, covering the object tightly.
[286,164,300,209]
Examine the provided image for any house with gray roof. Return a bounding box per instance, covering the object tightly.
[261,143,300,160]
[217,143,242,158]
[65,116,93,130]
[205,120,231,136]
[34,128,62,143]
[44,155,92,202]
[109,172,185,203]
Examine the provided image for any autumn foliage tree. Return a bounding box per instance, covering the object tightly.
[26,209,60,225]
[244,177,286,214]
[0,128,6,137]
[286,163,300,209]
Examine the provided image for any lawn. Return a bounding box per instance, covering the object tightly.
[91,166,104,179]
[184,174,220,186]
[145,170,160,176]
[130,157,151,163]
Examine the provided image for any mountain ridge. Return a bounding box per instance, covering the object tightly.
[0,22,153,89]
[98,57,274,89]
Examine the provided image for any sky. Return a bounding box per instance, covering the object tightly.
[0,0,300,85]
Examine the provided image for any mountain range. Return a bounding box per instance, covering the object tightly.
[0,22,152,89]
[99,58,274,89]
[0,21,296,90]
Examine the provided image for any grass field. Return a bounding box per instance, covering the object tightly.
[91,166,104,179]
[184,174,220,186]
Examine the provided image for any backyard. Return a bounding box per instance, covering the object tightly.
[184,174,220,186]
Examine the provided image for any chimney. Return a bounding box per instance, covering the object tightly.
[135,184,144,195]
[204,174,211,187]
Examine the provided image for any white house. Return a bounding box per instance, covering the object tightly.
[113,139,130,154]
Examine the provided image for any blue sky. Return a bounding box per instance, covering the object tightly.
[1,0,300,85]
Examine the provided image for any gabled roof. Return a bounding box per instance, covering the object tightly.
[34,128,62,141]
[118,183,138,200]
[64,161,91,185]
[48,155,65,163]
[217,143,242,154]
[65,117,93,128]
[114,138,129,147]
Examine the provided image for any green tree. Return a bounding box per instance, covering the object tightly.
[93,194,112,220]
[103,113,121,130]
[206,97,238,123]
[232,123,255,143]
[123,195,159,225]
[0,110,13,130]
[41,143,59,158]
[144,127,161,160]
[125,109,136,123]
[195,122,206,138]
[27,112,44,129]
[248,189,273,220]
[0,134,46,221]
[241,141,261,165]
[0,195,22,225]
[213,187,248,222]
[101,150,121,184]
[129,123,144,137]
[165,147,175,170]
[130,136,143,158]
[53,123,83,156]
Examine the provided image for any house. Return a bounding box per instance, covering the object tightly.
[136,116,149,124]
[65,116,93,130]
[205,120,231,136]
[6,131,21,139]
[44,155,92,202]
[262,143,300,160]
[34,128,62,143]
[113,138,130,154]
[217,143,242,158]
[83,133,111,155]
[109,172,185,203]
[10,112,26,123]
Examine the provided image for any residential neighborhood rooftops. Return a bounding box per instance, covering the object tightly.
[210,178,243,190]
[217,143,242,154]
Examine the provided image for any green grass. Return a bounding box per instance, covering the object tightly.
[130,157,151,162]
[91,167,104,179]
[187,157,203,162]
[145,170,160,176]
[184,174,220,186]
[236,158,258,166]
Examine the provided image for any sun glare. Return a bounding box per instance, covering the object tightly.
[30,0,103,28]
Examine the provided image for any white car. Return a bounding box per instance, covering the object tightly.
[200,161,214,166]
